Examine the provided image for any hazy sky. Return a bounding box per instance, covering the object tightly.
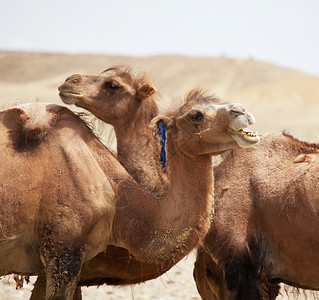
[1,0,319,75]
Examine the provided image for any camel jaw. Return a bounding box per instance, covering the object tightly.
[230,128,260,148]
[59,91,84,105]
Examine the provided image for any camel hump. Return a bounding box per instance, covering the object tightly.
[0,102,67,151]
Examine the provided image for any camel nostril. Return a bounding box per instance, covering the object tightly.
[247,112,256,125]
[65,74,82,84]
[230,104,245,116]
[230,109,244,116]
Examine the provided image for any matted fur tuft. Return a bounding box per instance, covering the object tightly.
[167,88,222,118]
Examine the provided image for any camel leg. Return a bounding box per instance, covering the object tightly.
[194,250,261,300]
[193,247,219,300]
[222,237,280,300]
[30,274,82,300]
[30,274,46,300]
[45,262,80,300]
[40,246,83,300]
[224,254,260,300]
[256,268,280,300]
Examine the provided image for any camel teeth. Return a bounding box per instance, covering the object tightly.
[237,129,258,138]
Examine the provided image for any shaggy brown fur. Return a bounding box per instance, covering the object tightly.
[1,89,256,299]
[193,132,319,300]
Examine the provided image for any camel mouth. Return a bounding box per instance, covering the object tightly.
[59,91,83,97]
[59,91,84,104]
[230,128,260,148]
[237,128,258,138]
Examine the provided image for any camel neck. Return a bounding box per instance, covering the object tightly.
[114,117,169,198]
[112,134,214,263]
[86,123,213,264]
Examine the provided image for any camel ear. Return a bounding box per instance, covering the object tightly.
[149,115,173,130]
[137,84,156,100]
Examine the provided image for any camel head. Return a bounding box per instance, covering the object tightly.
[150,89,259,158]
[58,66,158,125]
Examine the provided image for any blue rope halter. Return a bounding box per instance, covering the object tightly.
[157,121,166,169]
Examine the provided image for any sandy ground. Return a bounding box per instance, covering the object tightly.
[0,252,200,300]
[0,251,313,300]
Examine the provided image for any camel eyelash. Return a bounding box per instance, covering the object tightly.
[105,81,121,91]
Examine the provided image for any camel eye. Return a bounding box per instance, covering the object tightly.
[188,111,204,122]
[105,81,121,91]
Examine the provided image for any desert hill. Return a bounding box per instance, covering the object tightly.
[0,51,318,143]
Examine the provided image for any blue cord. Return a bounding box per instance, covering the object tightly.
[157,121,166,169]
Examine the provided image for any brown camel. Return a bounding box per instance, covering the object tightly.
[0,85,258,300]
[56,67,319,299]
[193,132,319,300]
[31,67,259,299]
[30,66,173,299]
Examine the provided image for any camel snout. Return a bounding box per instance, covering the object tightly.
[64,74,82,84]
[58,75,81,92]
[229,103,256,128]
[229,103,246,115]
[246,111,255,125]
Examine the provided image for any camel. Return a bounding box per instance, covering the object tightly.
[56,67,319,299]
[30,67,259,299]
[30,66,174,299]
[0,85,258,300]
[193,132,319,299]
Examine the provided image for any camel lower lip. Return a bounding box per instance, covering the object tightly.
[59,92,83,98]
[230,129,260,148]
[59,92,84,105]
